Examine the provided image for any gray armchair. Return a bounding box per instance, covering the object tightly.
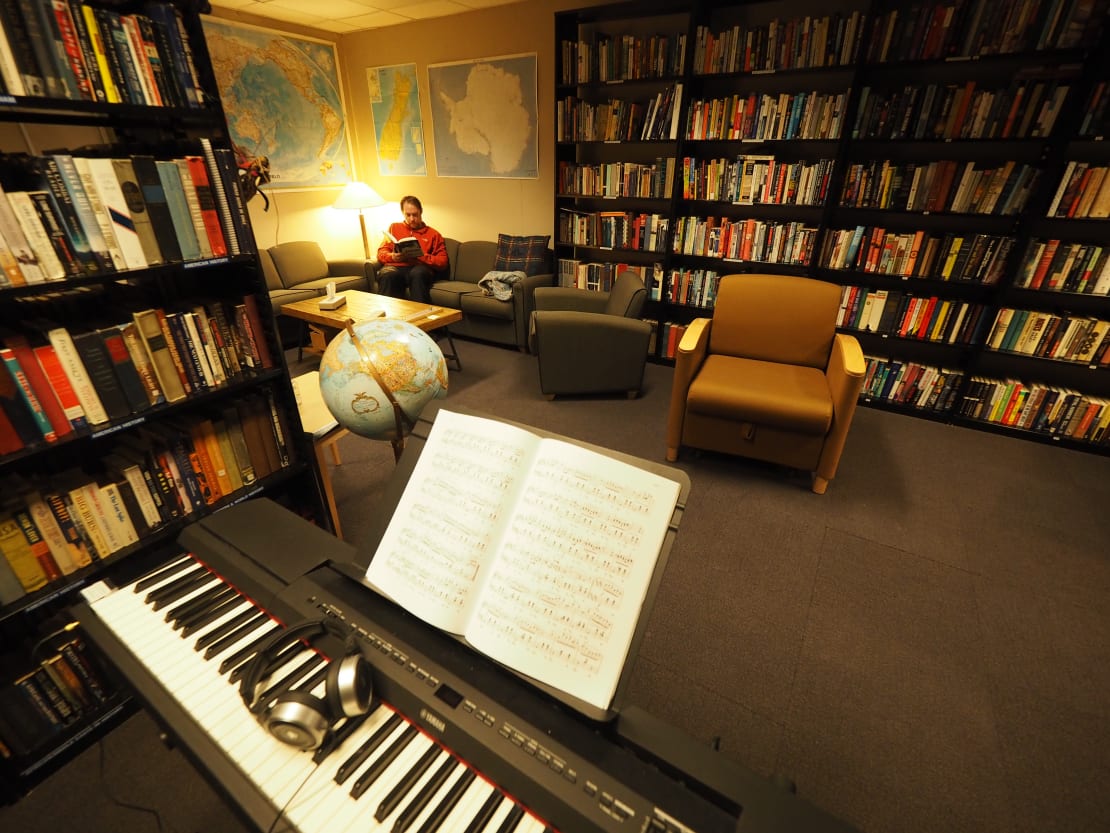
[530,271,652,399]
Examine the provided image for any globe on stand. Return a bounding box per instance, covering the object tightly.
[318,318,448,460]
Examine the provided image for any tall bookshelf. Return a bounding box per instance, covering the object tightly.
[555,0,1110,454]
[0,0,325,800]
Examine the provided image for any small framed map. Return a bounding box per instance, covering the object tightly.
[201,17,353,190]
[367,63,427,177]
[427,53,538,179]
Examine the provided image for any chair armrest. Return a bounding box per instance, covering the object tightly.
[533,310,651,352]
[666,318,712,459]
[816,333,866,483]
[327,259,375,290]
[512,273,557,350]
[534,286,609,313]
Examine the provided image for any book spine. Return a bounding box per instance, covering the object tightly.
[13,506,62,581]
[132,309,185,402]
[153,159,200,261]
[98,326,152,413]
[0,346,58,441]
[129,155,181,262]
[83,157,146,271]
[109,157,163,266]
[70,155,127,270]
[174,158,213,259]
[43,489,92,567]
[69,329,130,421]
[184,155,228,257]
[118,321,164,406]
[26,190,84,277]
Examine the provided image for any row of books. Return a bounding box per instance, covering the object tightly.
[839,159,1040,216]
[670,216,817,266]
[680,155,834,206]
[0,632,114,758]
[556,158,675,200]
[837,286,991,346]
[0,0,204,107]
[559,32,687,85]
[861,356,964,414]
[1014,239,1110,294]
[685,90,847,143]
[851,74,1074,142]
[984,308,1110,363]
[0,141,252,287]
[863,0,1102,63]
[555,259,656,294]
[557,209,669,253]
[959,377,1110,442]
[662,268,721,309]
[691,11,866,75]
[0,393,293,601]
[1079,80,1110,138]
[820,226,1015,284]
[1045,163,1110,219]
[555,84,683,143]
[656,321,689,360]
[0,298,274,454]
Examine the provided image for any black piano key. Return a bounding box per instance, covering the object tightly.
[228,642,304,685]
[200,611,268,657]
[350,724,420,799]
[376,743,442,821]
[132,555,192,592]
[414,768,476,833]
[312,710,370,764]
[335,712,404,785]
[147,570,215,610]
[179,594,246,637]
[461,790,506,833]
[392,755,459,833]
[166,584,236,627]
[493,804,526,833]
[257,657,326,707]
[217,625,282,674]
[143,565,208,603]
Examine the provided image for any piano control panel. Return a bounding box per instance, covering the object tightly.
[300,577,727,833]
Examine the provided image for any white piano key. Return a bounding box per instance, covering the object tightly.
[327,733,440,833]
[431,776,496,833]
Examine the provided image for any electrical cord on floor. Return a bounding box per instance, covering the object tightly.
[96,736,183,833]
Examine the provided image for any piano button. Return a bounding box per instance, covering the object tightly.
[164,582,234,625]
[203,613,272,659]
[197,608,265,652]
[132,554,193,592]
[392,754,461,833]
[375,741,442,821]
[335,711,404,785]
[350,724,420,799]
[413,768,477,833]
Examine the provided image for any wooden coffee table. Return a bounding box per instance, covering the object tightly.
[281,290,462,368]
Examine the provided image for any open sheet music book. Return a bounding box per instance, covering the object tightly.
[365,409,682,714]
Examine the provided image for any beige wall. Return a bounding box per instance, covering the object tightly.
[209,0,608,261]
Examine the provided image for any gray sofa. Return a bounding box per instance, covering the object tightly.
[428,238,554,351]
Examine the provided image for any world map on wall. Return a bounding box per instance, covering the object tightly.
[201,18,352,189]
[367,64,427,176]
[428,54,538,179]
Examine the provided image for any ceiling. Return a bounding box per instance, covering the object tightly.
[207,0,524,34]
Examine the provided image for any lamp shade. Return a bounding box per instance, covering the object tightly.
[334,181,385,210]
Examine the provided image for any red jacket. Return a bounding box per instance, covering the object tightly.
[377,222,448,271]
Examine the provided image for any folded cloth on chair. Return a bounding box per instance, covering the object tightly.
[478,270,525,301]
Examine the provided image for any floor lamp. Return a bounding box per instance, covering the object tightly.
[334,181,386,259]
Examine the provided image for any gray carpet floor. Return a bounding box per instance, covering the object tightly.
[3,337,1107,833]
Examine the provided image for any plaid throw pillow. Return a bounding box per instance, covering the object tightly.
[493,234,550,276]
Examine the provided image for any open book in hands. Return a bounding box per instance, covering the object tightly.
[364,409,682,716]
[386,229,424,259]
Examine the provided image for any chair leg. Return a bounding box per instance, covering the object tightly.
[626,390,638,399]
[812,475,829,495]
[665,447,679,462]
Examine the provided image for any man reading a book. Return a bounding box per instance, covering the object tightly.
[375,196,448,303]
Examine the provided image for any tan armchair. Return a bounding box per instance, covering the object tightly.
[665,273,865,494]
[530,271,652,399]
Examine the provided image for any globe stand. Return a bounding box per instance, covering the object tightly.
[346,321,416,462]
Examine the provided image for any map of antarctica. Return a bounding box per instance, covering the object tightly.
[201,19,352,189]
[428,54,538,179]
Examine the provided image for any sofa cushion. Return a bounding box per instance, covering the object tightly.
[493,234,550,276]
[460,291,515,321]
[430,280,483,310]
[443,238,461,278]
[271,286,321,308]
[269,241,329,287]
[259,248,284,292]
[294,275,368,295]
[453,240,499,283]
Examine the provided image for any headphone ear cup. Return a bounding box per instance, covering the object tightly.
[327,652,373,719]
[266,690,331,750]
